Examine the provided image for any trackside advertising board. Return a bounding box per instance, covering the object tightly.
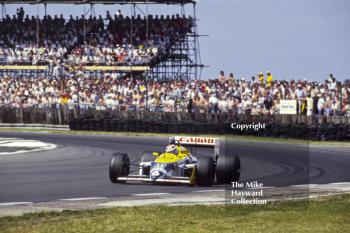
[280,100,297,114]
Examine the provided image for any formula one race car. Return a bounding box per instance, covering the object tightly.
[109,136,240,186]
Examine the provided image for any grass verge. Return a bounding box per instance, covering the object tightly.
[0,127,350,146]
[0,194,349,233]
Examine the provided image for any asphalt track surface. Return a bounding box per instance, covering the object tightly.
[0,132,350,203]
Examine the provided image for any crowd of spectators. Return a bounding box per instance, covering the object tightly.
[0,8,193,66]
[1,9,349,116]
[1,71,349,116]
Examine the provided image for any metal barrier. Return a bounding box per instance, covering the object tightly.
[0,106,349,140]
[1,106,350,125]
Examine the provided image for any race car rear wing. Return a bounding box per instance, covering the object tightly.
[170,136,220,157]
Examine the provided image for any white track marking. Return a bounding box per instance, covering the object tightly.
[132,193,171,196]
[193,189,225,193]
[0,202,33,206]
[291,182,350,191]
[0,137,56,155]
[100,196,224,207]
[60,197,107,201]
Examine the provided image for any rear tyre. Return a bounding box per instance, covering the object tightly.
[109,153,130,184]
[196,156,215,186]
[216,155,241,184]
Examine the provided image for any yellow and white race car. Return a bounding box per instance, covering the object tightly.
[109,136,240,186]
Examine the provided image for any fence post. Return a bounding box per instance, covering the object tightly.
[16,108,23,123]
[58,106,62,125]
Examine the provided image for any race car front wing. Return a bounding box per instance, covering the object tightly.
[117,175,193,184]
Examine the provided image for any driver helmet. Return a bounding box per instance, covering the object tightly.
[169,138,177,145]
[165,144,178,154]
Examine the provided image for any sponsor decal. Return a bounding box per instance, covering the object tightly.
[176,136,216,145]
[151,171,160,177]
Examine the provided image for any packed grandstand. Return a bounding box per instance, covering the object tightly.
[0,9,350,116]
[0,8,193,65]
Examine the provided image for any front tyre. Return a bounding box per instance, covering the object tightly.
[196,156,215,186]
[216,155,241,184]
[109,153,130,184]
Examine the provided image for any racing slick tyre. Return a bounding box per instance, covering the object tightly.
[109,153,130,184]
[216,155,241,184]
[196,156,215,186]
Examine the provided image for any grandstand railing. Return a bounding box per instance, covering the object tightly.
[0,105,349,126]
[0,64,151,78]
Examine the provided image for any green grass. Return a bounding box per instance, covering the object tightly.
[0,195,349,233]
[1,127,350,146]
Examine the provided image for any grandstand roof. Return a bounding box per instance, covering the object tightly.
[0,0,195,4]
